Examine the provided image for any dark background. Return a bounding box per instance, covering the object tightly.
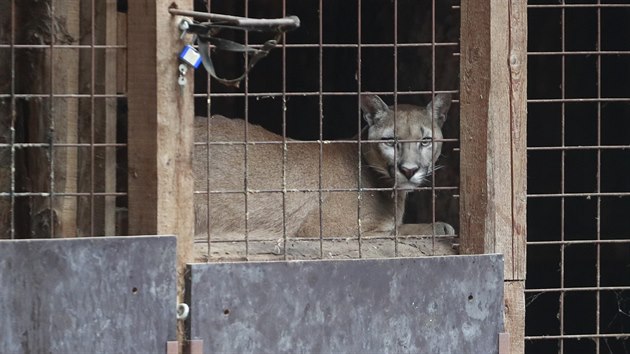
[527,1,630,352]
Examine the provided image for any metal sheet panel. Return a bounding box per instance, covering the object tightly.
[0,236,177,354]
[188,254,504,354]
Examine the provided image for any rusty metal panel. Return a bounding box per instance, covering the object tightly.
[187,254,504,353]
[0,236,177,354]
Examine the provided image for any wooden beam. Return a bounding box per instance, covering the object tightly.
[100,0,118,236]
[460,0,527,353]
[0,0,11,238]
[504,280,525,354]
[116,1,128,235]
[53,0,80,238]
[117,9,127,94]
[508,0,528,284]
[127,0,194,343]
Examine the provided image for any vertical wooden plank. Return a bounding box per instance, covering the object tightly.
[101,0,118,236]
[128,1,157,236]
[507,2,527,350]
[53,0,80,238]
[117,9,127,94]
[116,1,127,235]
[509,0,528,282]
[460,0,490,254]
[460,0,527,352]
[76,0,92,236]
[504,280,525,354]
[0,0,12,239]
[127,0,194,343]
[460,0,512,274]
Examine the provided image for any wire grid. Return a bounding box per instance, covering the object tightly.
[526,1,630,353]
[0,0,127,239]
[193,0,461,261]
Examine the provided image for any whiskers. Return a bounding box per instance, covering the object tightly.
[364,163,392,180]
[415,164,442,184]
[431,164,444,174]
[363,161,444,191]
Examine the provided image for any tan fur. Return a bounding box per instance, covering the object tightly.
[194,94,454,241]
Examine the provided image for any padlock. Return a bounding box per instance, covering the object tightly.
[179,45,202,69]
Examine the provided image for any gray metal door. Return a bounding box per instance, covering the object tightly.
[186,254,504,354]
[0,236,177,354]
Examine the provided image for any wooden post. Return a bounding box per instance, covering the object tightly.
[116,2,128,234]
[127,0,194,343]
[98,0,118,236]
[460,0,527,353]
[0,0,11,239]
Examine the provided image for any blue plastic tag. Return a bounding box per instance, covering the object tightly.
[179,45,202,69]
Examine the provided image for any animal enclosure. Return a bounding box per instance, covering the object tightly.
[526,1,630,353]
[191,0,461,261]
[0,0,125,239]
[1,0,532,352]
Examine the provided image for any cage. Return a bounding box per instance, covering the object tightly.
[0,0,552,352]
[0,0,126,239]
[526,1,630,353]
[190,0,461,262]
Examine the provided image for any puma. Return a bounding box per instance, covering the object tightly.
[194,94,455,243]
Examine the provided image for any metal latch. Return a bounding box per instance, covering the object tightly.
[169,8,300,88]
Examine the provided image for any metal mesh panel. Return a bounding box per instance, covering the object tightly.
[526,1,630,352]
[192,0,461,261]
[0,0,128,239]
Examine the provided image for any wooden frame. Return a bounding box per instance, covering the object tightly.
[460,0,527,353]
[127,0,195,343]
[124,0,527,349]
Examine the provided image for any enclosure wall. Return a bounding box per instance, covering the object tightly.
[526,1,630,353]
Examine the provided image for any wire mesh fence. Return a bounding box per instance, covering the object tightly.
[192,0,461,261]
[526,1,630,353]
[0,0,127,239]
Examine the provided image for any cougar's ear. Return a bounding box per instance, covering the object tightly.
[360,94,390,126]
[426,93,452,128]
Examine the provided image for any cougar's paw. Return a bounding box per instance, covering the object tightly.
[434,222,456,236]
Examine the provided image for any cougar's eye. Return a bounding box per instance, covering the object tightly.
[420,137,432,147]
[382,137,395,147]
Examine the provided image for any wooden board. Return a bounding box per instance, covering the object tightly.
[0,0,11,238]
[504,280,525,354]
[0,236,177,353]
[127,0,195,344]
[508,0,528,283]
[187,254,504,354]
[193,237,458,262]
[460,0,527,353]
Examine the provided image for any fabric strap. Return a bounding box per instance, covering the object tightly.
[187,20,288,88]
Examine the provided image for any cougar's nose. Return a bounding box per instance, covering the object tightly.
[399,165,419,180]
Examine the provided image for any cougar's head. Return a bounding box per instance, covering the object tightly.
[360,94,451,189]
